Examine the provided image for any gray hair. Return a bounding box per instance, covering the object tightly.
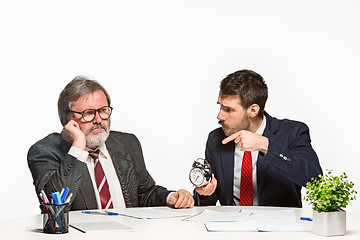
[57,76,111,126]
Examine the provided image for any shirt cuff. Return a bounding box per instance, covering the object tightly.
[166,191,176,207]
[68,146,89,163]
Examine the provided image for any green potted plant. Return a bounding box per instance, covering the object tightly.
[304,169,357,236]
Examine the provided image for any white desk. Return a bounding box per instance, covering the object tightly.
[1,206,359,239]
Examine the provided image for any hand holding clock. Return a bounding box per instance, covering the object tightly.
[194,174,217,196]
[194,130,267,197]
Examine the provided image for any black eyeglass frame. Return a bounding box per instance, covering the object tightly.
[70,106,113,122]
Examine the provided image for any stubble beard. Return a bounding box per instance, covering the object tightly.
[219,115,250,136]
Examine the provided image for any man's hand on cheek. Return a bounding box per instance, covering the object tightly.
[62,120,86,150]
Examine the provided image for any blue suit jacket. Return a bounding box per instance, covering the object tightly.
[194,112,322,207]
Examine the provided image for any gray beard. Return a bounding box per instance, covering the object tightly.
[86,130,109,148]
[85,122,110,148]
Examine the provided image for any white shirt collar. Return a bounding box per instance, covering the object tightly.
[86,142,110,160]
[256,115,267,136]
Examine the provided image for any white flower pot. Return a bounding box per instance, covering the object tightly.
[312,210,346,236]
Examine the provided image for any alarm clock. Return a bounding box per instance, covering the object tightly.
[189,158,212,187]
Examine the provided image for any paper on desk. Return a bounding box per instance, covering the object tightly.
[184,209,253,222]
[255,222,307,232]
[107,207,192,219]
[241,209,296,222]
[203,209,306,232]
[204,221,307,232]
[205,221,258,232]
[70,221,133,233]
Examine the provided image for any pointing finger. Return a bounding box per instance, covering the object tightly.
[222,131,241,144]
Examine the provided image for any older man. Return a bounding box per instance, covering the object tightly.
[28,76,194,210]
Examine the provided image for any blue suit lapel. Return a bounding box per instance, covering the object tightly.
[256,157,268,201]
[257,112,278,200]
[221,141,235,205]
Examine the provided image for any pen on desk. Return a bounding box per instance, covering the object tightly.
[300,217,313,221]
[82,211,119,216]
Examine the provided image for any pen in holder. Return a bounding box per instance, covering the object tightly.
[41,202,69,234]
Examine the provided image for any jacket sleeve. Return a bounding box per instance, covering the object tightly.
[27,133,89,207]
[261,121,323,187]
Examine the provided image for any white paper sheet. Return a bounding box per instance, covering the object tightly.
[184,209,253,222]
[70,221,133,233]
[255,222,307,232]
[203,209,307,232]
[107,207,193,219]
[205,221,258,232]
[241,209,296,222]
[204,221,307,232]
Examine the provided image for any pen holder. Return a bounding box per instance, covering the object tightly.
[41,203,69,234]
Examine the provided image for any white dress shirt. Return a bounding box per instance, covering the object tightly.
[233,115,267,206]
[69,143,126,209]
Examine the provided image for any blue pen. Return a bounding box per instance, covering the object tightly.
[82,211,119,216]
[300,217,312,221]
[53,191,62,204]
[61,187,69,203]
[51,192,56,203]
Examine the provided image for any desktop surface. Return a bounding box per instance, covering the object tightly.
[1,206,359,239]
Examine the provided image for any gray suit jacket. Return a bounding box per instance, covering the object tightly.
[28,131,170,211]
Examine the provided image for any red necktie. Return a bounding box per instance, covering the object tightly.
[89,150,113,209]
[240,151,253,206]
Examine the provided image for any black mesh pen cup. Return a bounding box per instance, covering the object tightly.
[41,203,69,234]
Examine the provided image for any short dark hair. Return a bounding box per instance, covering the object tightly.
[57,76,111,126]
[220,69,268,117]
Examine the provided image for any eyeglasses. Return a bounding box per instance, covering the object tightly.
[70,106,113,122]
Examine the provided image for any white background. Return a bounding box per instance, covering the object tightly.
[0,0,359,220]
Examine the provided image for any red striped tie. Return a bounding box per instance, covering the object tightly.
[240,151,253,206]
[89,150,113,209]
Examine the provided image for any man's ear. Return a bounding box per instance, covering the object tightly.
[60,111,71,126]
[60,114,67,126]
[248,104,260,118]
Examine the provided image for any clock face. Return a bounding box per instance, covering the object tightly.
[189,168,205,187]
